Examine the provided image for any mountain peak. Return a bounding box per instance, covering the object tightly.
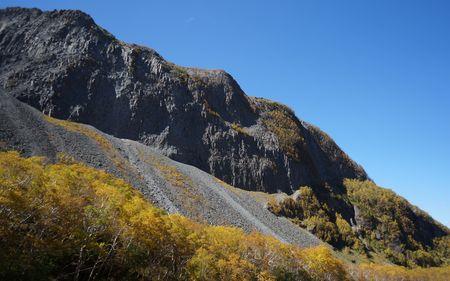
[1,6,95,25]
[0,7,448,270]
[0,7,367,194]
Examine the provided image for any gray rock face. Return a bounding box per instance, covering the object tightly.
[0,7,367,194]
[0,92,322,248]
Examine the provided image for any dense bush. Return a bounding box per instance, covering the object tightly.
[348,263,450,281]
[1,151,448,280]
[258,99,304,160]
[0,151,349,280]
[344,179,449,267]
[268,181,450,268]
[268,186,349,247]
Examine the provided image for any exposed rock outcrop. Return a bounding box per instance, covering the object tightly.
[0,7,367,194]
[0,92,321,247]
[1,8,449,268]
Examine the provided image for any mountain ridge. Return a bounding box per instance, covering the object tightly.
[0,92,321,247]
[0,7,367,195]
[0,7,448,268]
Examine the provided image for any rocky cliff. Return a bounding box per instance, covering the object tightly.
[0,7,367,194]
[1,7,449,268]
[0,92,321,247]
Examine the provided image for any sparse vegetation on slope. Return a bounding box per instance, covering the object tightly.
[257,98,304,160]
[345,179,449,267]
[268,186,356,248]
[268,181,449,268]
[230,122,250,136]
[44,115,128,172]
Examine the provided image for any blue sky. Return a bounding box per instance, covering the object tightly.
[2,0,449,226]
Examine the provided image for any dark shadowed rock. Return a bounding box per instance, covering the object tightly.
[1,9,449,267]
[0,7,367,194]
[0,92,322,247]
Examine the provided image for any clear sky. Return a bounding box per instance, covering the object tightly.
[2,0,449,226]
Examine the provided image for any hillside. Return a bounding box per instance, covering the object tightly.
[0,151,325,280]
[0,6,448,270]
[0,7,367,195]
[0,92,320,248]
[2,151,450,280]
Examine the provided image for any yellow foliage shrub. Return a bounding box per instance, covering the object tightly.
[303,245,349,281]
[269,181,450,268]
[0,151,448,280]
[349,263,450,281]
[345,179,449,267]
[269,186,342,245]
[230,122,250,136]
[44,115,128,172]
[258,99,304,160]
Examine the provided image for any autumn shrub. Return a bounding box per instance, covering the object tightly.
[0,151,349,280]
[1,151,448,280]
[0,151,193,280]
[268,186,342,246]
[258,98,304,160]
[349,263,450,281]
[230,122,250,136]
[268,181,450,268]
[344,179,449,267]
[303,245,349,281]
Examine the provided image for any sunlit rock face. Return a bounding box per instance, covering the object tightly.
[0,7,367,194]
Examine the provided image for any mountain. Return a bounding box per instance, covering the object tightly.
[3,151,449,281]
[0,92,320,248]
[0,7,448,268]
[0,7,366,195]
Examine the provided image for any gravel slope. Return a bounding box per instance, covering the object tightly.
[119,139,320,247]
[0,93,321,248]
